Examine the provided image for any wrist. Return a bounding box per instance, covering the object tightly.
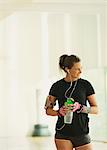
[57,109,63,117]
[76,104,83,113]
[77,105,91,114]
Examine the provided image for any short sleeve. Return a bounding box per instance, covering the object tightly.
[86,81,95,96]
[49,83,58,97]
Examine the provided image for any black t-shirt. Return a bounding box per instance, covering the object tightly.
[49,78,95,136]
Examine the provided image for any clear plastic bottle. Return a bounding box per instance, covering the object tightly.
[64,98,74,124]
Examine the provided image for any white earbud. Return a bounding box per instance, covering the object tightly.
[67,69,70,74]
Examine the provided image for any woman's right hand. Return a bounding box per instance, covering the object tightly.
[58,106,68,116]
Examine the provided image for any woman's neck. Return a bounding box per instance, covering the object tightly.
[64,74,78,82]
[64,76,74,82]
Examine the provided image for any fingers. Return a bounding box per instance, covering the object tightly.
[59,106,68,116]
[59,102,81,116]
[59,104,74,116]
[72,102,81,112]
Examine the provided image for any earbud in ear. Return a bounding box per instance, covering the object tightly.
[67,69,70,74]
[65,67,70,73]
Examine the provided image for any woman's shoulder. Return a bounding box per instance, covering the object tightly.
[52,78,64,85]
[50,78,64,90]
[79,78,93,86]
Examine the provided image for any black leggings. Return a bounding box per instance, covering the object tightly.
[55,132,91,148]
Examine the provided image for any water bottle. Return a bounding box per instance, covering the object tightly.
[64,98,74,124]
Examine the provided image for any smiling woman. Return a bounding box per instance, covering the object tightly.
[0,0,106,146]
[44,54,98,150]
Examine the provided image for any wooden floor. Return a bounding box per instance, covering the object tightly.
[0,136,107,150]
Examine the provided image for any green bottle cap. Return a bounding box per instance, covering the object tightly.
[67,98,74,104]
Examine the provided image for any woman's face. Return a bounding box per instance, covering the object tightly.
[69,62,82,79]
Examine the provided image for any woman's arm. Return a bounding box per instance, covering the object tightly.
[45,95,67,116]
[46,108,58,116]
[44,95,58,116]
[73,94,98,114]
[87,94,98,114]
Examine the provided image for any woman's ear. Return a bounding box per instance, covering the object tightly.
[67,69,70,74]
[65,67,70,74]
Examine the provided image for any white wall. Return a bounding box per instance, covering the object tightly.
[0,3,106,137]
[106,5,107,66]
[0,19,8,137]
[0,12,43,136]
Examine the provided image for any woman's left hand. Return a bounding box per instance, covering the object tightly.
[72,102,81,112]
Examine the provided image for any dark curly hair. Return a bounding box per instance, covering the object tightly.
[59,54,80,72]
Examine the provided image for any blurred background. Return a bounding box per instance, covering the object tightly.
[0,0,107,148]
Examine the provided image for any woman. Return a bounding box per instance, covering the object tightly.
[44,54,98,150]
